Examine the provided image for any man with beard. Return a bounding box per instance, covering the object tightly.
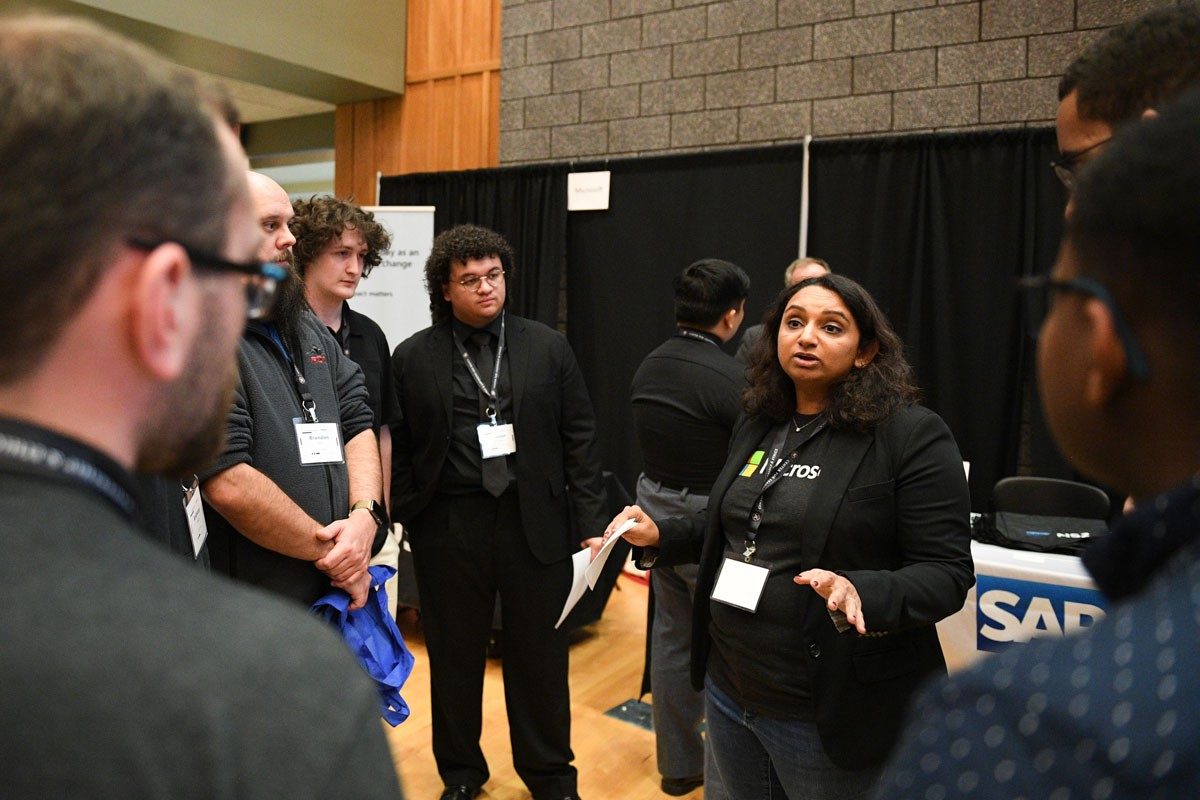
[0,15,401,797]
[201,173,386,610]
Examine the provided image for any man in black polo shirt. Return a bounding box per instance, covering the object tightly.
[630,258,750,797]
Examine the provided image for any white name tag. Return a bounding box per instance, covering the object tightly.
[183,477,208,559]
[295,422,345,465]
[477,422,517,459]
[711,557,770,613]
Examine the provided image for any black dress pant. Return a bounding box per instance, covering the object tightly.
[411,488,575,798]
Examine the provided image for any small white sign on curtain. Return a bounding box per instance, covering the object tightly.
[567,171,611,211]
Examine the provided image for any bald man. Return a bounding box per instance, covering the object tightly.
[201,173,386,610]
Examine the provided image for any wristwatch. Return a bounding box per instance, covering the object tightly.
[350,499,386,528]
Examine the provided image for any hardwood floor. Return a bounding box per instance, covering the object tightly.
[384,575,704,800]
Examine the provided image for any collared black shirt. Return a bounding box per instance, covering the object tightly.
[327,303,402,433]
[630,329,746,493]
[440,313,515,493]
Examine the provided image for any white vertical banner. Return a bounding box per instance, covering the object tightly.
[356,206,436,349]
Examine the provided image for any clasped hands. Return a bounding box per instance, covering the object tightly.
[314,509,377,610]
[584,505,868,634]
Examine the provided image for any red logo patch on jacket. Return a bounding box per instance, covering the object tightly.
[309,354,327,365]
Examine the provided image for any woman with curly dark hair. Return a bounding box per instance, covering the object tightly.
[601,274,973,799]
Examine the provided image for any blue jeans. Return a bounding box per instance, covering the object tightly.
[704,678,879,800]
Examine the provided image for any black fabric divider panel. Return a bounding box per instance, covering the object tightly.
[379,165,566,327]
[807,129,1068,510]
[377,130,1085,515]
[566,147,808,494]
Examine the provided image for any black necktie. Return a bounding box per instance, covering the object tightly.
[472,331,507,497]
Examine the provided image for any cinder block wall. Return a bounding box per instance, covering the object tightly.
[499,0,1174,163]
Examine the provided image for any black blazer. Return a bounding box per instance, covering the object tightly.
[390,314,608,563]
[655,404,974,770]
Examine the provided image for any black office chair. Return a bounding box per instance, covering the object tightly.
[976,477,1112,555]
[992,477,1112,520]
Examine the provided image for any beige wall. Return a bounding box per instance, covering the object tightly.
[499,0,1178,164]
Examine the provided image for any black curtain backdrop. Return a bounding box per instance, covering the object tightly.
[377,130,1078,511]
[567,146,809,499]
[379,164,566,327]
[807,129,1068,509]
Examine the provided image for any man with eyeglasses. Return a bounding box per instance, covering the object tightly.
[880,88,1200,799]
[1052,3,1200,195]
[390,224,607,800]
[200,173,387,612]
[0,15,400,797]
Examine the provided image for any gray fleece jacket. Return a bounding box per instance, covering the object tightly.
[201,311,373,606]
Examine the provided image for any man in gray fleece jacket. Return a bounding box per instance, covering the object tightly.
[201,173,386,609]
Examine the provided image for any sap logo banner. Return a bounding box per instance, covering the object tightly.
[976,575,1107,653]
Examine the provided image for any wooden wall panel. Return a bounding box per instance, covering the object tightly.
[335,0,500,200]
[461,0,497,66]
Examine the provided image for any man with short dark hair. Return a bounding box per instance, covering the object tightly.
[201,174,386,611]
[391,224,607,800]
[631,258,750,797]
[880,88,1200,799]
[1052,2,1200,192]
[0,15,400,797]
[735,257,830,365]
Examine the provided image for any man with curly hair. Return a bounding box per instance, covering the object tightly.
[390,224,607,800]
[291,197,401,514]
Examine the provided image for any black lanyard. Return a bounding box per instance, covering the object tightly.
[0,426,137,520]
[742,418,825,561]
[452,312,507,423]
[676,328,720,346]
[264,325,319,423]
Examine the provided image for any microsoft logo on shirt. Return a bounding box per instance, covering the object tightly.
[739,450,765,478]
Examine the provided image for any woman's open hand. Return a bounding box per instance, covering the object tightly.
[795,568,867,634]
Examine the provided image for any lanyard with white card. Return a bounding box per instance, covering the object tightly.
[710,418,825,613]
[182,475,208,559]
[264,325,346,466]
[455,312,517,458]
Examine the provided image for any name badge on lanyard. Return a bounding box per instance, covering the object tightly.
[182,475,208,559]
[712,419,825,615]
[460,313,518,459]
[711,557,770,612]
[477,421,517,458]
[295,421,345,465]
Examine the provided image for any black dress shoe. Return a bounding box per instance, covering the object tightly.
[439,786,481,800]
[661,774,703,796]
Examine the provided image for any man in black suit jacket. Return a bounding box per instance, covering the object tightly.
[391,224,606,800]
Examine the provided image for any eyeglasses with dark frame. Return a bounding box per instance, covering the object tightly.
[1049,137,1111,191]
[127,238,289,320]
[450,267,505,291]
[1017,274,1150,381]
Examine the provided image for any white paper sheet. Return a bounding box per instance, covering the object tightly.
[555,549,592,629]
[584,518,636,589]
